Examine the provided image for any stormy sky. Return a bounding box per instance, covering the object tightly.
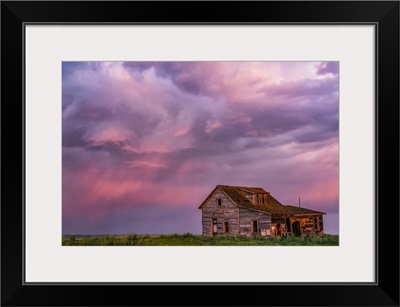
[62,61,339,235]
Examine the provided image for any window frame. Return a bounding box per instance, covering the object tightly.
[224,221,229,233]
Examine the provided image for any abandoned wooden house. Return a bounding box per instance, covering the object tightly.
[198,185,326,237]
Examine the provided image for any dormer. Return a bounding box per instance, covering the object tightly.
[252,192,270,205]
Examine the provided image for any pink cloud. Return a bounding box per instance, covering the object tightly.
[63,61,339,234]
[85,126,136,145]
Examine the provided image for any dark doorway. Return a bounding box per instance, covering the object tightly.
[292,221,301,236]
[251,220,258,233]
[285,218,292,233]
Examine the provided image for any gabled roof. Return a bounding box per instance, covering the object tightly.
[198,185,326,215]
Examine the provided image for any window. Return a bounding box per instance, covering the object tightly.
[212,218,218,234]
[313,217,319,231]
[251,220,258,233]
[255,194,267,204]
[224,222,229,233]
[216,199,222,207]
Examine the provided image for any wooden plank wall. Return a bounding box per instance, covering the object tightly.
[239,208,271,235]
[289,214,324,236]
[201,189,239,235]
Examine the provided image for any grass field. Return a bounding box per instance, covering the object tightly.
[62,233,339,246]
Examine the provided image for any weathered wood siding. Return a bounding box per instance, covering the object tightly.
[303,217,314,233]
[289,214,324,236]
[239,208,271,235]
[201,189,239,235]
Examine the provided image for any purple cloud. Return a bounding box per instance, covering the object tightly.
[62,61,339,235]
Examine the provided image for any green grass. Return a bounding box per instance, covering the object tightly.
[62,233,339,246]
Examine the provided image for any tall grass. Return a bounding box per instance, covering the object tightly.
[62,234,339,246]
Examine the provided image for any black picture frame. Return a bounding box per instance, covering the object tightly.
[1,1,399,306]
